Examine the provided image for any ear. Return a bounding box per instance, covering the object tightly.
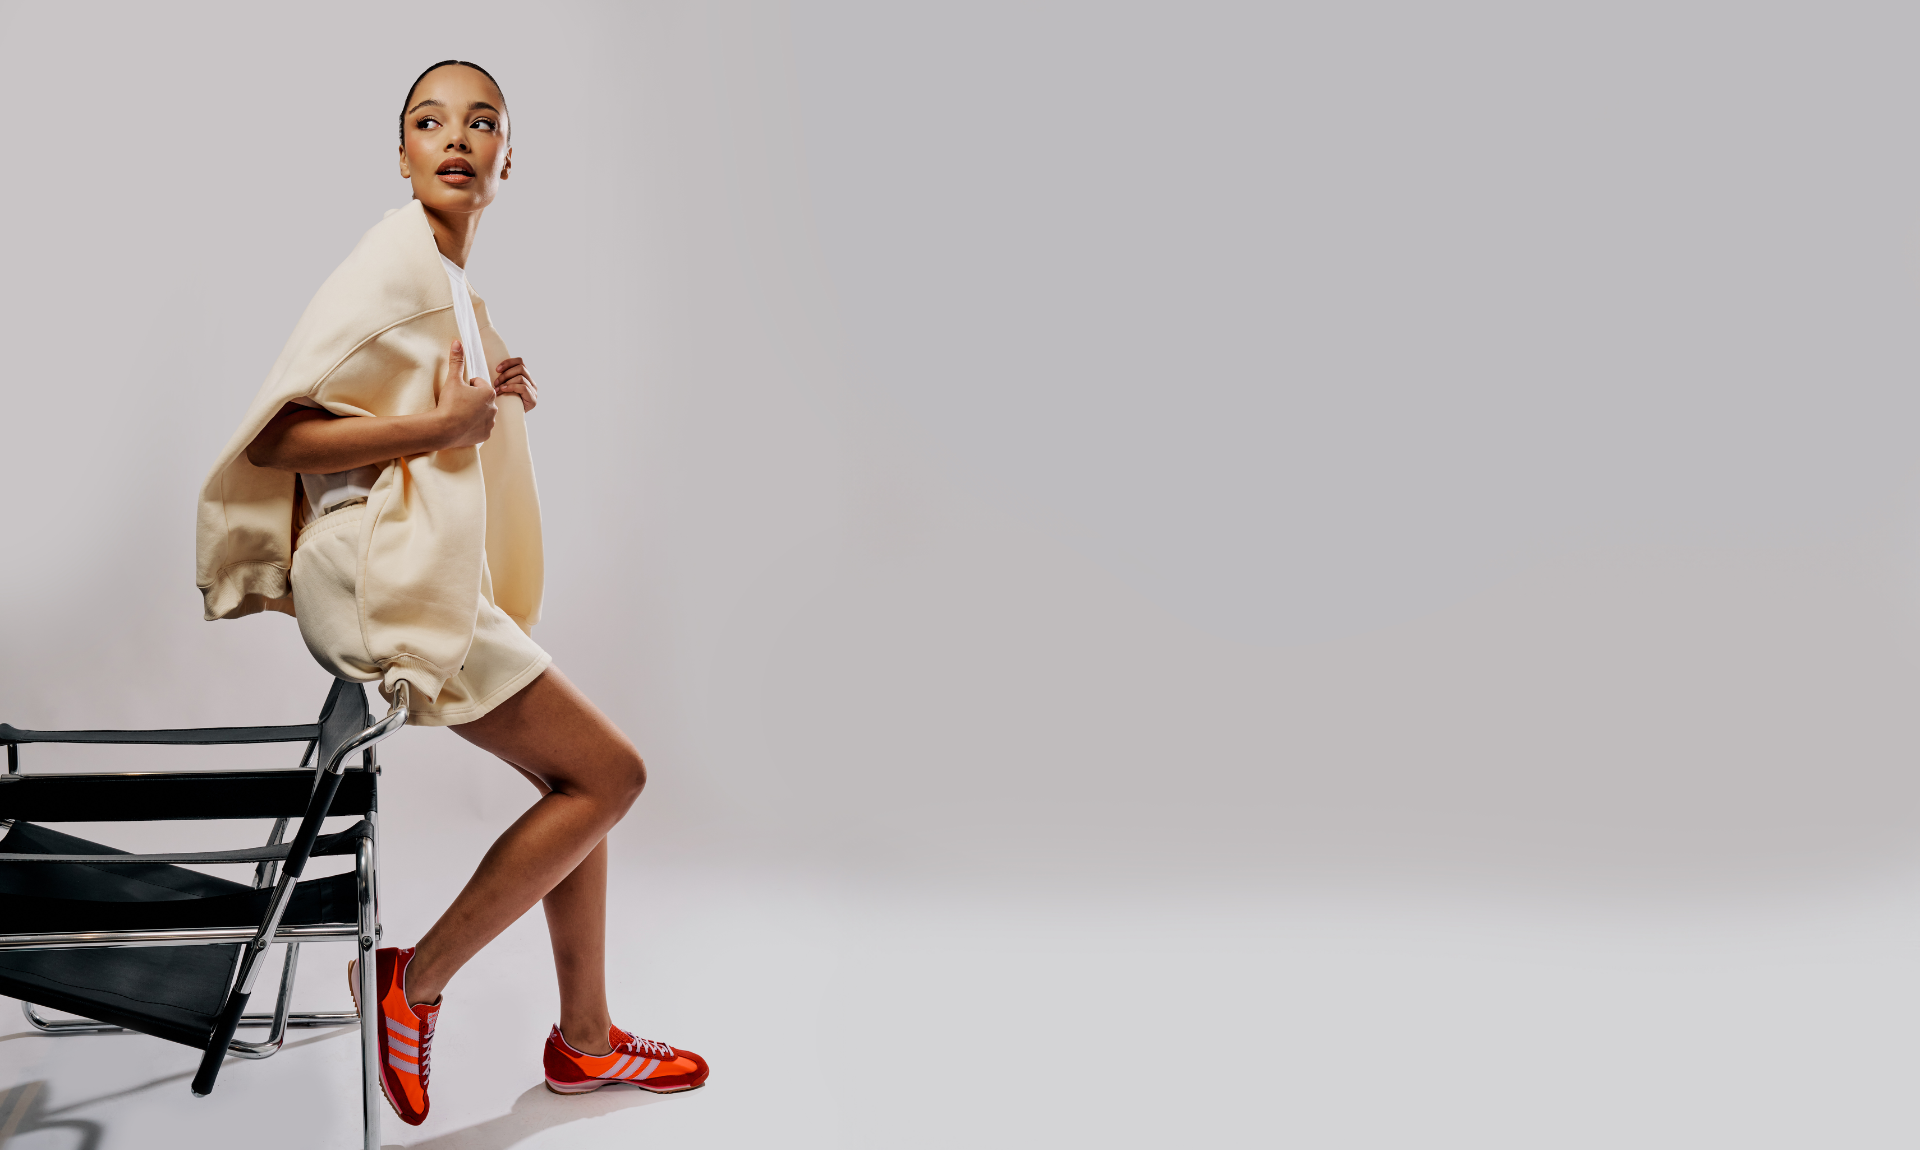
[398,144,411,179]
[500,146,512,180]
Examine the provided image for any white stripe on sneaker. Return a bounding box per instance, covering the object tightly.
[627,1058,658,1080]
[387,1017,419,1040]
[388,1053,416,1075]
[389,1037,418,1057]
[605,1055,634,1080]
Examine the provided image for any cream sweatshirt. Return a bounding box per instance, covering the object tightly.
[196,200,544,703]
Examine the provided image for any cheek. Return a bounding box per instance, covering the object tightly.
[404,140,438,172]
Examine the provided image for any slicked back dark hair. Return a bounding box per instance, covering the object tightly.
[400,60,509,144]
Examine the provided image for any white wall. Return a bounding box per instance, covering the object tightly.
[3,2,1920,1145]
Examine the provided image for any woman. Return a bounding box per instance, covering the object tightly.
[194,60,707,1126]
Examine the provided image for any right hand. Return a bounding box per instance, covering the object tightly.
[433,340,497,449]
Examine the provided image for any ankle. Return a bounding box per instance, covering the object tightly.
[560,1020,614,1057]
[405,977,444,1010]
[401,950,446,1009]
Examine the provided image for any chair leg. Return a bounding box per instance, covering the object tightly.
[21,997,358,1036]
[20,1002,122,1035]
[357,834,382,1150]
[229,944,300,1060]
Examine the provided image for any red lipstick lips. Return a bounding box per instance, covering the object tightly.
[435,158,476,185]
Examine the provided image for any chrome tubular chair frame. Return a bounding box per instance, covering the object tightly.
[0,679,408,1150]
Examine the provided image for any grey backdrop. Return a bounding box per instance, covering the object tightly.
[2,2,1919,1147]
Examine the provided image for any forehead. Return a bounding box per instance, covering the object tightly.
[410,65,504,110]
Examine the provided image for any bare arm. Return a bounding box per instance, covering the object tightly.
[247,340,499,472]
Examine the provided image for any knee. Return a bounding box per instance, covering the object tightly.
[610,747,647,811]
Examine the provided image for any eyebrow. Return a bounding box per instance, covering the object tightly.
[407,99,502,118]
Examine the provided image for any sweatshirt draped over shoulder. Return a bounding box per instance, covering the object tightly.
[196,200,544,703]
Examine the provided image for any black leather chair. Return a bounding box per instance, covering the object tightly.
[0,678,408,1150]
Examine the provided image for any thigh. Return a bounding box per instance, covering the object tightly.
[449,666,643,797]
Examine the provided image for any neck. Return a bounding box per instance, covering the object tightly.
[420,203,482,267]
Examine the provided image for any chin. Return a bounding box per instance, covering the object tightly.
[413,181,493,212]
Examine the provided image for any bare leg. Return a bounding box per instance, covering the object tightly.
[542,837,612,1052]
[499,758,617,1054]
[402,667,643,1058]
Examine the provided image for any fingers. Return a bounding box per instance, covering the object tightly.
[492,359,537,412]
[494,382,537,412]
[448,339,488,386]
[450,389,497,448]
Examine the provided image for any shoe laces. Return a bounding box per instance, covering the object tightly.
[418,1012,438,1086]
[616,1033,674,1061]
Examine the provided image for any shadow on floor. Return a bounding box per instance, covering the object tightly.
[4,1022,670,1150]
[387,1082,664,1150]
[0,1081,103,1150]
[1,1023,358,1148]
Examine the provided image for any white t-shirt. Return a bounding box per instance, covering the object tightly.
[439,253,487,378]
[300,252,486,520]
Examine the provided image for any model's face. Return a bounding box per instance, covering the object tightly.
[398,66,511,212]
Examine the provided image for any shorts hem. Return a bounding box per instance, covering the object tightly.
[403,649,554,728]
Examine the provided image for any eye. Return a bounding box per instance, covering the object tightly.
[470,117,498,131]
[414,116,441,131]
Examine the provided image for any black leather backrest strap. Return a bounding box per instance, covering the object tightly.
[0,771,377,821]
[0,819,371,866]
[0,722,320,747]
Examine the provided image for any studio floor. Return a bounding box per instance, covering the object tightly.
[0,867,1280,1150]
[4,857,1920,1147]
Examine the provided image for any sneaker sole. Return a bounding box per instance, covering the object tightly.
[347,958,418,1124]
[545,1076,706,1096]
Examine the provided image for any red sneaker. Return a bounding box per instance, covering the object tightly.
[347,946,441,1126]
[543,1023,710,1094]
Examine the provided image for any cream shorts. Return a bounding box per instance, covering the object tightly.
[290,503,551,727]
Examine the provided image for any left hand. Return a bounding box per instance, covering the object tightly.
[492,357,538,412]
